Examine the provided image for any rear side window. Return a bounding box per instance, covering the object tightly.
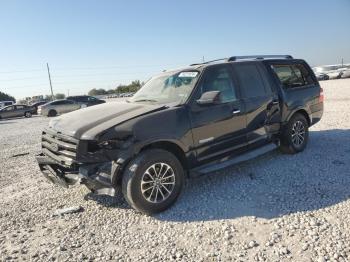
[271,64,315,88]
[234,63,267,98]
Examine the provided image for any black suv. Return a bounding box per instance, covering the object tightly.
[36,55,323,214]
[66,95,105,107]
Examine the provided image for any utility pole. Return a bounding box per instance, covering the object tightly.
[46,63,54,100]
[342,58,344,67]
[202,56,205,63]
[67,89,70,97]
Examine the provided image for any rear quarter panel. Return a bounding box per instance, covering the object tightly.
[264,59,323,126]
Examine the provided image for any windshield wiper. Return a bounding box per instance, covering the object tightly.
[133,99,158,103]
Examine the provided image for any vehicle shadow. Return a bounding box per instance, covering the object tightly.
[0,120,17,125]
[85,129,350,221]
[156,129,350,222]
[0,115,41,122]
[84,191,130,209]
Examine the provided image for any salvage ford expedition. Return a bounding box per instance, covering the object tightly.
[36,55,324,214]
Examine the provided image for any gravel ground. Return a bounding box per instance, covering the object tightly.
[1,79,350,262]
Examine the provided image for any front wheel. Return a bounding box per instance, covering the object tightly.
[279,113,309,154]
[122,149,184,214]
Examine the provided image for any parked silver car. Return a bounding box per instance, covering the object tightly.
[0,104,35,119]
[38,100,81,117]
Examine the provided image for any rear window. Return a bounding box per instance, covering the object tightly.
[234,63,267,98]
[271,64,315,88]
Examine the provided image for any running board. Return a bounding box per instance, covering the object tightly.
[190,143,277,177]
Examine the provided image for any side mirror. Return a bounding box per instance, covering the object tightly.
[196,91,221,105]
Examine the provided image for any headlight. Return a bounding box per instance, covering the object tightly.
[88,139,129,152]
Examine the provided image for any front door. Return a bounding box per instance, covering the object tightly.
[2,106,16,118]
[14,105,26,117]
[189,64,247,164]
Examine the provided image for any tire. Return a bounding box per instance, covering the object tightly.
[48,110,57,117]
[279,113,309,154]
[24,112,32,118]
[122,149,184,214]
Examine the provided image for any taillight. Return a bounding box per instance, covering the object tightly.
[319,88,324,103]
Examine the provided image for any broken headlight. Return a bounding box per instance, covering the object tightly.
[88,139,132,152]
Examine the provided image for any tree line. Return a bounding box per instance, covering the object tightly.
[0,91,16,102]
[88,80,142,96]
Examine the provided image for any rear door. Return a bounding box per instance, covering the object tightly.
[14,105,26,117]
[269,61,322,124]
[232,62,281,146]
[60,101,73,113]
[189,64,247,164]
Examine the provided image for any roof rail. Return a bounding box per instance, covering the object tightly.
[227,55,293,62]
[190,58,227,66]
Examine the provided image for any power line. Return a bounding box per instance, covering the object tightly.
[0,61,193,74]
[0,69,45,74]
[1,77,146,90]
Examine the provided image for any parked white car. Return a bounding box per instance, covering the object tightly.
[38,99,81,117]
[313,64,350,80]
[0,101,14,109]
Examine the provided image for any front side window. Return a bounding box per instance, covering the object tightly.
[199,65,236,103]
[234,63,267,98]
[130,70,199,104]
[271,64,315,88]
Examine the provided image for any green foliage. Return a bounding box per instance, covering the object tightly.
[45,95,53,101]
[55,93,66,99]
[88,80,142,96]
[0,91,16,102]
[88,88,108,96]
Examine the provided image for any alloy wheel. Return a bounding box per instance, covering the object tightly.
[140,163,176,203]
[291,120,305,147]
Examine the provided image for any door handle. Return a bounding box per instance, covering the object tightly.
[272,100,279,105]
[232,109,241,115]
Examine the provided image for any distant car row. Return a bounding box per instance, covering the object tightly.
[38,95,105,117]
[313,64,350,81]
[0,95,105,119]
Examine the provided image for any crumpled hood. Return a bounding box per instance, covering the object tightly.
[48,101,166,140]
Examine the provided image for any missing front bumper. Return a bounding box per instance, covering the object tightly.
[36,153,123,197]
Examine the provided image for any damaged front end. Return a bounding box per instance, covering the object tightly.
[36,128,129,196]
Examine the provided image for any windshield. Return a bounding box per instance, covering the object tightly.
[129,70,200,104]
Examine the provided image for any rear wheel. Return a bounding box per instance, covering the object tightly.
[122,149,184,214]
[279,113,309,154]
[24,111,32,118]
[48,110,57,117]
